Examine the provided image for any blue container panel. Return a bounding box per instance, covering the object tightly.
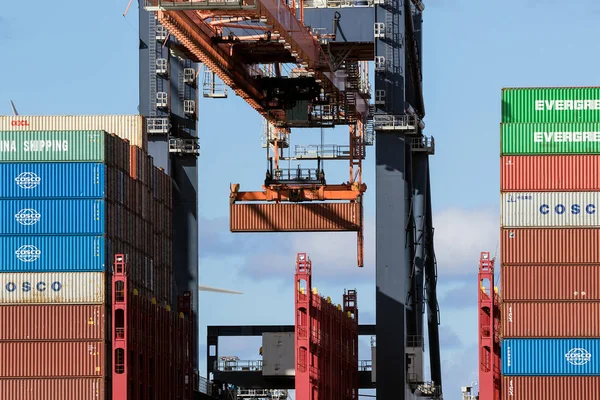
[0,199,105,235]
[0,163,105,199]
[502,338,600,376]
[0,236,106,272]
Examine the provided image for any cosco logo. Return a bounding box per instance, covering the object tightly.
[15,208,41,226]
[4,281,62,292]
[15,245,41,262]
[539,203,596,215]
[15,172,41,190]
[565,348,592,366]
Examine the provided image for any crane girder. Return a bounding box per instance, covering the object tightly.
[146,0,353,126]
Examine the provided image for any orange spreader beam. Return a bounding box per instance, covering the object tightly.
[230,182,367,203]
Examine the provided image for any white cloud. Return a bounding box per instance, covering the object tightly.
[433,207,499,278]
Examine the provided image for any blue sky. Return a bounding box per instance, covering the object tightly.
[2,1,600,399]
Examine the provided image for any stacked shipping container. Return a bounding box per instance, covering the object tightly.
[500,88,600,399]
[0,116,175,398]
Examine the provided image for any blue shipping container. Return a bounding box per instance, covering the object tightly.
[0,163,106,199]
[0,199,105,235]
[502,338,600,376]
[0,236,106,272]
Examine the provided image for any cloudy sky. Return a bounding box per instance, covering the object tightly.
[3,0,600,399]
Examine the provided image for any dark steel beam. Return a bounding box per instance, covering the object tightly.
[206,324,376,336]
[425,170,443,392]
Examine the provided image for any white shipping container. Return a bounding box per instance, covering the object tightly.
[0,115,147,150]
[0,272,105,304]
[501,192,600,228]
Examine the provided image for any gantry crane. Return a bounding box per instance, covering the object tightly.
[140,0,443,398]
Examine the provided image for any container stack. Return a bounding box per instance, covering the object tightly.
[499,87,600,399]
[0,116,174,398]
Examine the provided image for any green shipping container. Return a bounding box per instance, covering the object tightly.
[0,130,114,163]
[501,122,600,155]
[502,87,600,123]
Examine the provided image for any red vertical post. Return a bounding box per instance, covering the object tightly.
[343,289,358,400]
[295,253,317,400]
[478,252,501,400]
[112,254,128,400]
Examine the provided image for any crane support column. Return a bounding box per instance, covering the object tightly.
[478,252,501,400]
[112,254,129,400]
[424,173,442,389]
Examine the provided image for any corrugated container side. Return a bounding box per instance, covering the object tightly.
[501,338,600,375]
[501,87,600,123]
[0,235,105,272]
[0,378,106,400]
[501,376,600,400]
[0,130,113,163]
[501,228,600,265]
[230,202,361,231]
[0,114,147,149]
[501,155,600,191]
[501,192,600,228]
[501,122,600,154]
[0,341,105,377]
[0,162,107,199]
[502,302,600,337]
[0,199,105,235]
[0,272,105,304]
[0,305,106,340]
[501,265,600,301]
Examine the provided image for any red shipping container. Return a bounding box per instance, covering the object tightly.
[501,228,600,265]
[0,305,106,341]
[501,155,600,192]
[502,301,600,337]
[502,376,600,400]
[0,341,105,377]
[230,202,362,231]
[501,265,600,301]
[0,378,106,400]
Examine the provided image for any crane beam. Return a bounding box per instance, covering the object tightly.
[145,0,351,126]
[157,11,265,112]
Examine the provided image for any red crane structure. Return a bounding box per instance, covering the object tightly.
[294,252,359,400]
[112,254,195,399]
[478,252,501,400]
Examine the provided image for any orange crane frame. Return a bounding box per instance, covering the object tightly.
[146,0,351,125]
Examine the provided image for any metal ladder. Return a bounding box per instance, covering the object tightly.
[149,14,158,116]
[344,60,359,123]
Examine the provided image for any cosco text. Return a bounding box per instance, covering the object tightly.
[5,281,62,292]
[539,204,596,215]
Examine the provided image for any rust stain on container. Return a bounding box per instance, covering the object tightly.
[501,155,600,191]
[0,378,105,400]
[230,202,361,232]
[502,301,600,337]
[0,305,106,341]
[0,341,105,377]
[502,376,600,400]
[500,265,600,301]
[501,228,600,265]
